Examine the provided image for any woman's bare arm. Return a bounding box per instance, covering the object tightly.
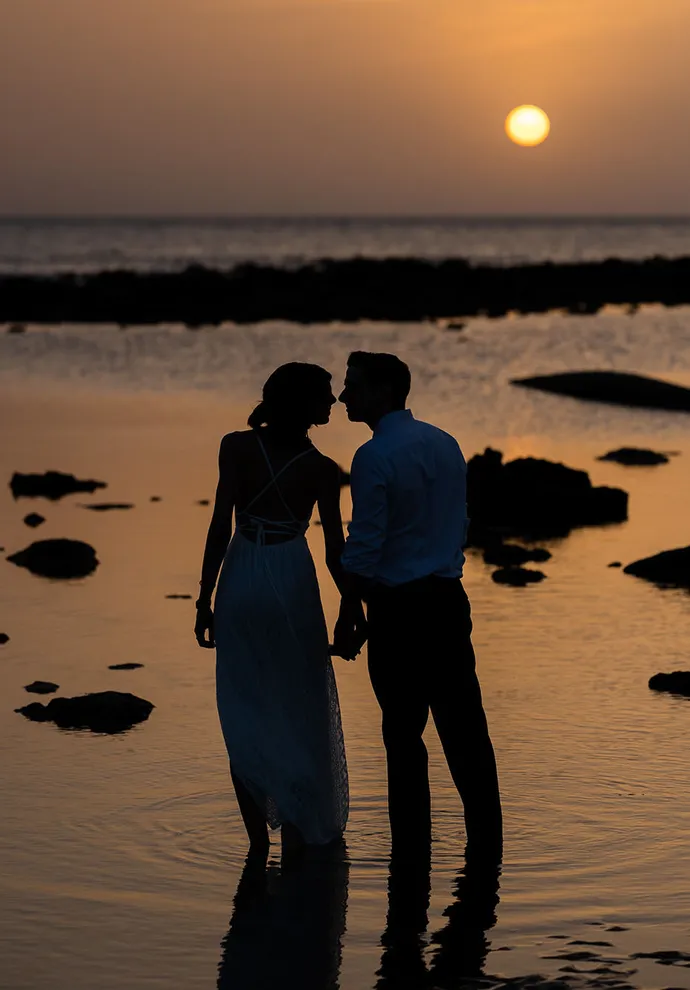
[317,457,347,593]
[198,434,236,606]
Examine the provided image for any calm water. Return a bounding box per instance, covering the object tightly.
[2,306,690,989]
[2,216,690,273]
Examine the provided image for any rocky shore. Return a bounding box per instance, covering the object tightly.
[3,255,690,324]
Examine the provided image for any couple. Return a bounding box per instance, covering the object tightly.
[195,351,502,859]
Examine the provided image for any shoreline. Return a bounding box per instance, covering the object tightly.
[2,256,690,324]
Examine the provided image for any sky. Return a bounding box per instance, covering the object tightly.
[1,0,689,216]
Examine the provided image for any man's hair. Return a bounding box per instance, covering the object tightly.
[347,351,411,408]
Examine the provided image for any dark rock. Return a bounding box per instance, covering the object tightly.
[608,561,622,568]
[492,567,546,586]
[623,546,690,588]
[0,633,9,645]
[598,447,670,466]
[81,503,134,511]
[23,513,46,528]
[9,256,690,325]
[7,539,99,579]
[7,323,26,334]
[467,447,628,543]
[197,499,210,506]
[446,320,466,331]
[483,543,552,567]
[109,663,144,670]
[648,672,690,696]
[24,681,59,694]
[11,471,107,501]
[15,691,154,733]
[166,594,192,600]
[512,371,690,413]
[150,496,162,502]
[631,950,690,963]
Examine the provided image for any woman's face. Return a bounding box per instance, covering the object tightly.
[310,381,337,426]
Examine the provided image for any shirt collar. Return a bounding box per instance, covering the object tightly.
[373,409,414,436]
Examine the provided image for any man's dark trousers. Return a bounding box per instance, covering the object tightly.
[366,575,502,858]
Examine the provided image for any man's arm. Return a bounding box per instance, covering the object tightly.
[341,443,388,593]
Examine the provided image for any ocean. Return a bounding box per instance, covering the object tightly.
[2,218,690,990]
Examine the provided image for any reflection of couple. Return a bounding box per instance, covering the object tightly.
[217,844,500,990]
[195,351,502,859]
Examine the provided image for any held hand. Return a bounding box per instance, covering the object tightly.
[330,601,368,662]
[194,604,215,649]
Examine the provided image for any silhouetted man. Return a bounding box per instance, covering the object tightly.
[337,350,502,859]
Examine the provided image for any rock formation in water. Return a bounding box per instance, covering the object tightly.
[3,256,690,324]
[15,691,154,733]
[81,503,134,511]
[23,513,46,528]
[10,470,107,500]
[108,663,144,670]
[24,681,59,694]
[467,448,628,544]
[597,447,670,465]
[623,546,690,588]
[7,539,99,579]
[512,371,690,412]
[491,567,546,586]
[0,633,9,645]
[648,672,690,696]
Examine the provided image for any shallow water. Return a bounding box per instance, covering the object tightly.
[2,308,690,989]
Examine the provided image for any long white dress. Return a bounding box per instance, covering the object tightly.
[214,436,349,845]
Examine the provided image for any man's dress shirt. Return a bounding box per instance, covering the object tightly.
[341,409,468,587]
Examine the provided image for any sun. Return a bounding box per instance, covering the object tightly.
[505,105,550,147]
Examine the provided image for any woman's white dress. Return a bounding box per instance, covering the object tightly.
[214,437,349,845]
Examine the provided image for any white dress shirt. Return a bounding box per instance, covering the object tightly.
[342,409,468,587]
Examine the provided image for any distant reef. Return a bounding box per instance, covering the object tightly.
[3,256,690,324]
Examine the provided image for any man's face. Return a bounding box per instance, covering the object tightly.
[338,366,379,423]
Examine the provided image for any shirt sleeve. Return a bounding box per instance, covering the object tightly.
[341,443,388,579]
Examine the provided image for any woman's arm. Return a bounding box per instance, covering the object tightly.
[195,434,236,648]
[318,457,367,660]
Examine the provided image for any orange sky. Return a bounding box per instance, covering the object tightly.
[1,0,689,215]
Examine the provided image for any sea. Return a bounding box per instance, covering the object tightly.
[2,217,690,990]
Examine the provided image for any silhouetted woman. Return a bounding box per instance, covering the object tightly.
[195,363,358,853]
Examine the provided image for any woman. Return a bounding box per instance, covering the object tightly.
[195,363,363,853]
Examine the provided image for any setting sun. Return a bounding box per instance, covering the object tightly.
[505,105,551,147]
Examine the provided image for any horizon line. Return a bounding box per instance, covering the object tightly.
[2,213,690,224]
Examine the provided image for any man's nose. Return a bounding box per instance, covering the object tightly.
[338,389,346,403]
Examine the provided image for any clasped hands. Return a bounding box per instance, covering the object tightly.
[330,598,368,662]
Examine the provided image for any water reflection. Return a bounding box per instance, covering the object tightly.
[376,850,501,990]
[218,842,350,990]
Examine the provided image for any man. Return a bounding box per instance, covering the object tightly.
[336,350,502,860]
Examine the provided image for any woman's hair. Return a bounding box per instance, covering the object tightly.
[248,362,332,434]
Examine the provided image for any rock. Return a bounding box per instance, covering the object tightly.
[109,663,144,670]
[165,594,192,600]
[150,496,162,502]
[597,447,670,466]
[648,671,690,696]
[467,448,628,543]
[512,371,690,412]
[0,633,9,644]
[623,546,690,588]
[446,320,466,331]
[24,681,59,694]
[23,513,46,528]
[10,470,106,501]
[483,543,552,567]
[196,499,210,506]
[608,561,622,568]
[7,323,26,334]
[7,539,99,579]
[15,691,154,733]
[491,567,546,586]
[81,503,134,511]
